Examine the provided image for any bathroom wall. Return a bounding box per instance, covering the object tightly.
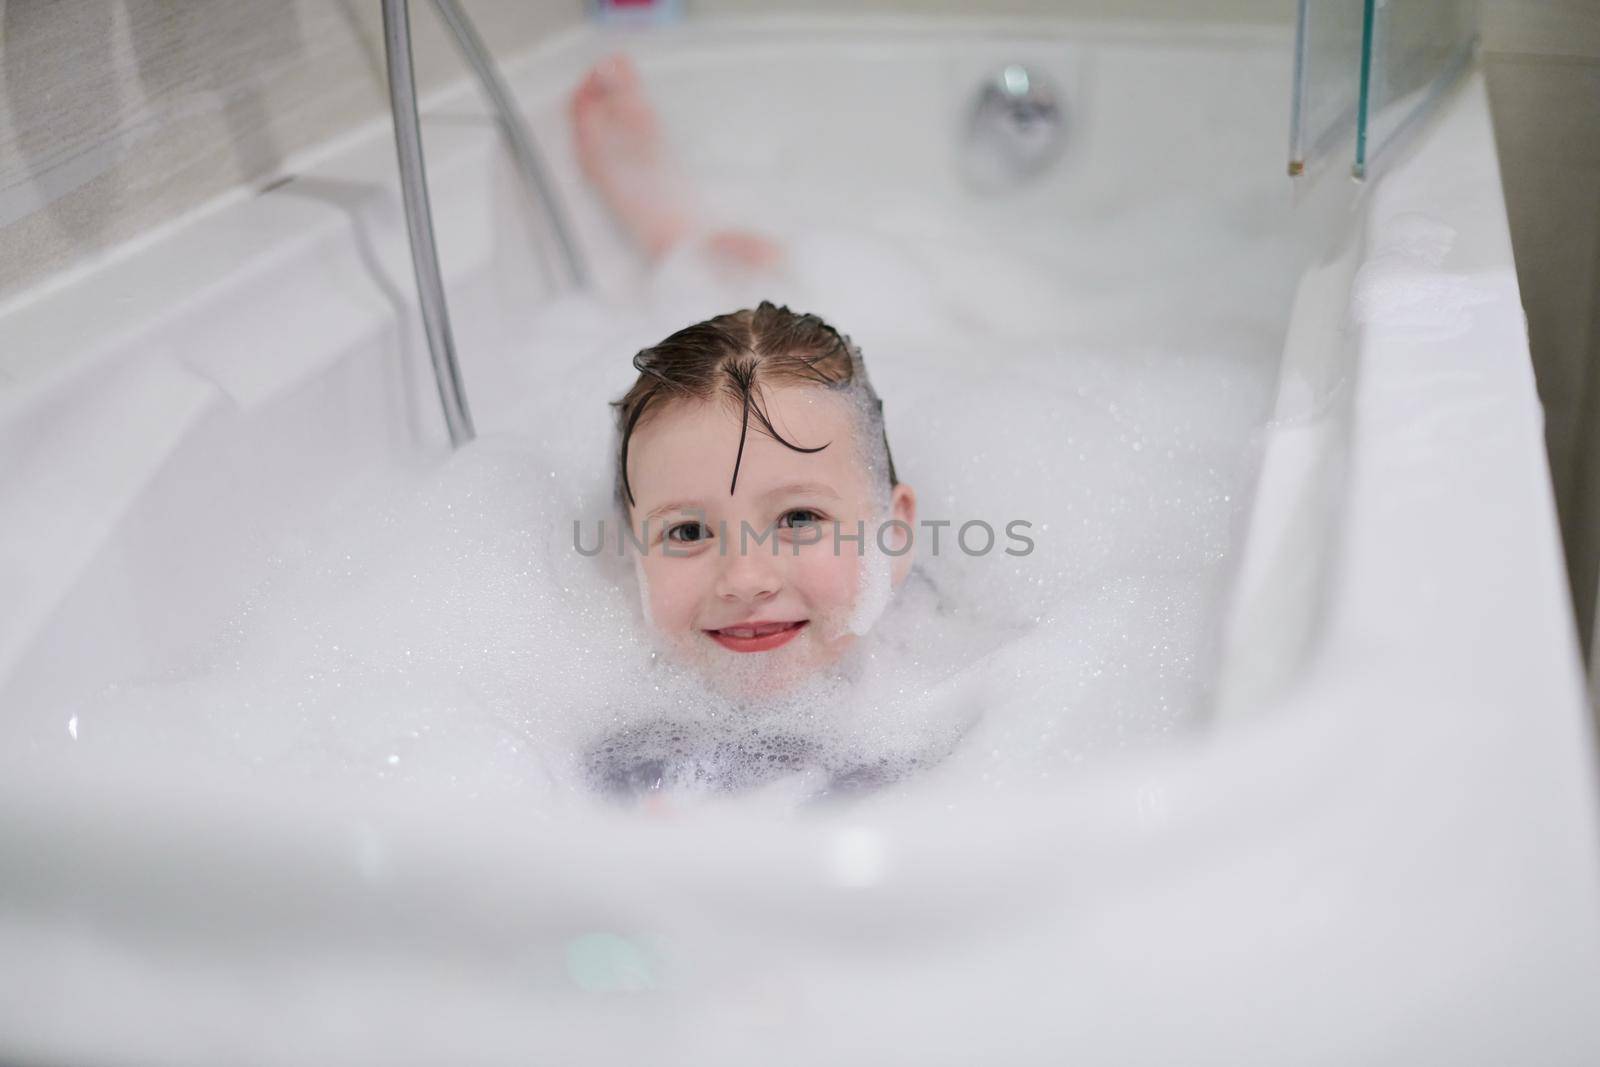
[0,0,580,302]
[1478,2,1600,680]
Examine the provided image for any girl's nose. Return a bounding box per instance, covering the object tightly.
[714,549,783,603]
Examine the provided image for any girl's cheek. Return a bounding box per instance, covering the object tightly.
[800,551,865,656]
[798,547,862,613]
[640,558,699,632]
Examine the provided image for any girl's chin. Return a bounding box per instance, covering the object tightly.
[657,627,856,696]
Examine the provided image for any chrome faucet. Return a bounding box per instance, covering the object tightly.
[962,64,1067,191]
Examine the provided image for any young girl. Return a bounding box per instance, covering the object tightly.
[575,56,919,679]
[571,56,930,799]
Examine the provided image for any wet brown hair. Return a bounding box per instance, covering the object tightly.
[612,301,898,511]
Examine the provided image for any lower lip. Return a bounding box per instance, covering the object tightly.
[706,621,807,653]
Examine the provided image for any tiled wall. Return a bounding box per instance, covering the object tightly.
[1479,2,1600,668]
[0,0,580,302]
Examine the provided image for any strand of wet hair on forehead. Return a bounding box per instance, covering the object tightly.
[723,356,830,497]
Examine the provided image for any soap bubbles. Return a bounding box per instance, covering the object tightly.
[22,185,1295,812]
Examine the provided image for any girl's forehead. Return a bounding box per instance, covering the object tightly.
[629,386,868,507]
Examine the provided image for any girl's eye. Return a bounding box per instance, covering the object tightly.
[665,521,711,544]
[778,508,824,529]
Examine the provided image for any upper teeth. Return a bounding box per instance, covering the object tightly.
[721,623,792,638]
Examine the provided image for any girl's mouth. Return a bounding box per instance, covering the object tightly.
[705,620,807,652]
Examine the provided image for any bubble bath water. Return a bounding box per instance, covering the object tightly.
[17,186,1293,811]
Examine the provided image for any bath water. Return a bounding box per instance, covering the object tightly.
[19,186,1294,811]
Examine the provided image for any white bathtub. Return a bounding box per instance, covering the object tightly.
[1,15,1597,1065]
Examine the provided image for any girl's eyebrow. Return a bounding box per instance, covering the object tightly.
[763,481,841,500]
[644,500,702,520]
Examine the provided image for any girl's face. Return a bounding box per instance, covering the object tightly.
[625,384,916,687]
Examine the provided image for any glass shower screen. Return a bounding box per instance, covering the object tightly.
[1291,0,1479,179]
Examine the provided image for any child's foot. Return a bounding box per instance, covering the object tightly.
[570,54,693,260]
[570,54,783,271]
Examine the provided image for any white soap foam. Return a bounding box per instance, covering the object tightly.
[1351,211,1495,339]
[7,181,1303,811]
[845,515,896,638]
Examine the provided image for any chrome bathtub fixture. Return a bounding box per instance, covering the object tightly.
[382,0,475,447]
[431,0,588,287]
[381,0,592,448]
[962,64,1066,191]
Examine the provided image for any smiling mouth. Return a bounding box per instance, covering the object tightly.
[705,620,808,652]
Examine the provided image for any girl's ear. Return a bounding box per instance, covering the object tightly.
[888,483,917,587]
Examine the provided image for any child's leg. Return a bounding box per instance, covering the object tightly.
[570,54,781,272]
